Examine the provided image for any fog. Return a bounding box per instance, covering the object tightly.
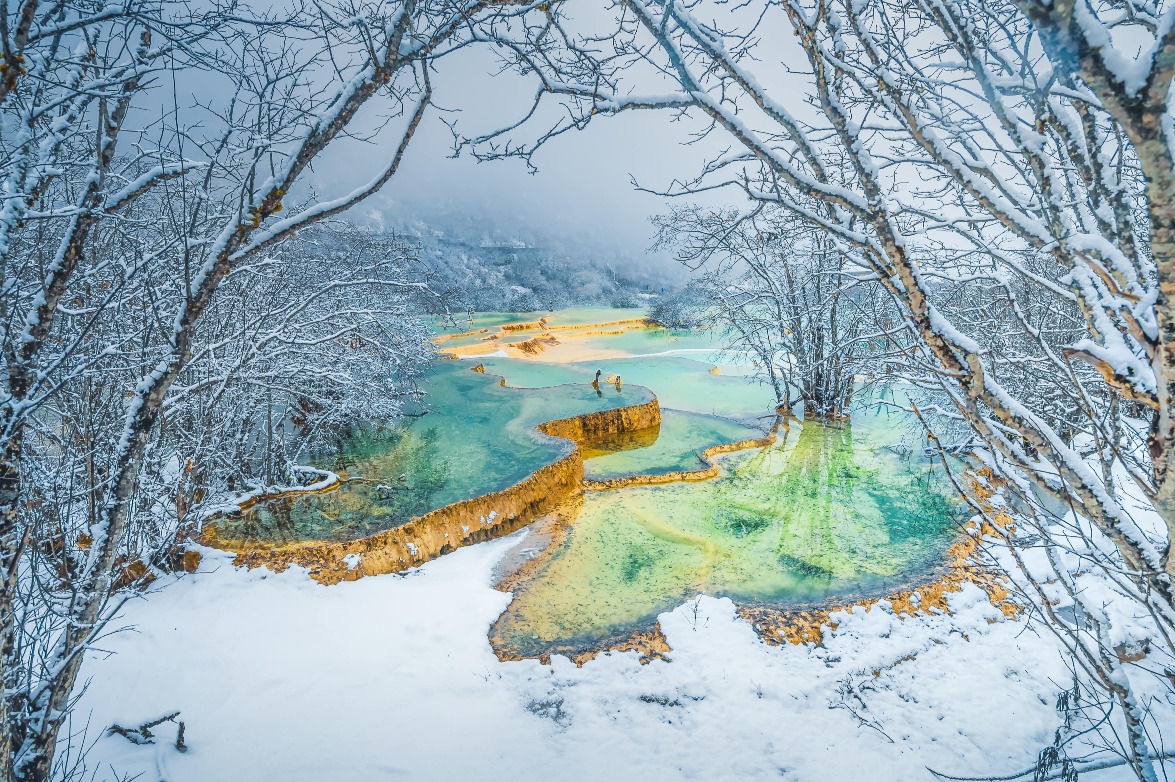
[155,0,814,287]
[304,38,743,282]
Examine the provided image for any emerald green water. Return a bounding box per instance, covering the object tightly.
[216,309,963,660]
[474,358,593,388]
[475,355,775,424]
[582,411,761,479]
[574,356,776,422]
[214,361,655,544]
[493,413,964,659]
[562,325,721,356]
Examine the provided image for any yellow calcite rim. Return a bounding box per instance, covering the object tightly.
[201,396,662,585]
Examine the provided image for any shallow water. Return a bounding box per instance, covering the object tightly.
[492,415,963,658]
[474,358,594,389]
[582,410,762,479]
[477,353,776,423]
[561,324,722,356]
[217,309,963,660]
[573,355,777,423]
[214,361,654,544]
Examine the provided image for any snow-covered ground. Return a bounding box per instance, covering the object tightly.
[74,535,1098,781]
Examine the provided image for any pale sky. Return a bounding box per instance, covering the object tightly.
[172,1,812,271]
[305,24,765,266]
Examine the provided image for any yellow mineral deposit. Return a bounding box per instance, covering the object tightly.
[583,434,776,490]
[500,320,548,332]
[204,312,1014,665]
[432,327,489,346]
[545,317,648,332]
[435,315,653,362]
[511,336,560,356]
[226,449,585,585]
[207,395,662,585]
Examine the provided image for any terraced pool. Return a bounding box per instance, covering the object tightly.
[209,308,964,658]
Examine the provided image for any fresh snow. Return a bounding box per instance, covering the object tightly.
[70,534,1115,782]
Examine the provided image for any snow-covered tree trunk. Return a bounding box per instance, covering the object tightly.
[1012,0,1175,579]
[0,0,553,777]
[456,0,1175,773]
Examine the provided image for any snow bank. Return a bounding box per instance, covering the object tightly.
[73,536,1089,781]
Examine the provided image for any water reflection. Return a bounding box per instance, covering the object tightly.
[582,410,761,478]
[213,362,655,544]
[225,426,455,544]
[492,416,963,659]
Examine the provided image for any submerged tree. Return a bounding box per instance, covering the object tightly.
[654,205,892,418]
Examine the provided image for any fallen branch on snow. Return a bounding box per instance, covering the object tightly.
[108,711,187,752]
[927,751,1175,781]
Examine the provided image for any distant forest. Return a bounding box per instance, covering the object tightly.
[392,221,678,312]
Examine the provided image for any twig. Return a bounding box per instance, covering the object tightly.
[108,711,186,752]
[927,750,1175,781]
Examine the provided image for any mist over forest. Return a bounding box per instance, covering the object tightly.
[400,221,677,312]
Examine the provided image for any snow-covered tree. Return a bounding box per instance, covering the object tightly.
[0,0,555,777]
[654,205,893,417]
[459,0,1175,774]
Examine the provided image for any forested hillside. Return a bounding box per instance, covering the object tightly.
[394,220,676,312]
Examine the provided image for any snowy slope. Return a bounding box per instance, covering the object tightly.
[72,537,1092,781]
